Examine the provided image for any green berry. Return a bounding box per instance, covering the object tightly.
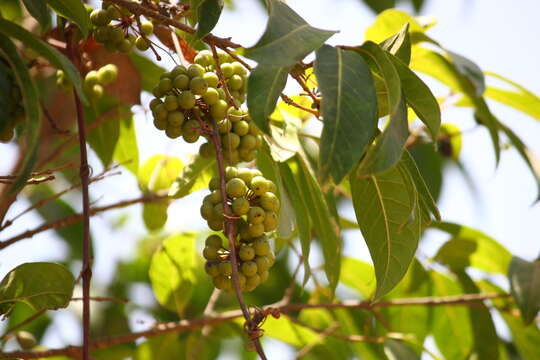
[241,261,258,277]
[237,168,254,186]
[151,85,164,98]
[221,63,234,78]
[267,180,277,194]
[219,261,232,276]
[94,26,110,42]
[84,70,99,88]
[213,275,228,290]
[153,116,167,130]
[190,77,208,95]
[213,203,224,220]
[248,223,265,238]
[233,120,249,136]
[205,262,220,277]
[165,125,182,139]
[199,142,215,158]
[106,5,121,20]
[158,78,173,93]
[245,274,261,291]
[210,100,228,121]
[225,166,238,180]
[227,107,244,122]
[203,72,219,88]
[173,74,190,90]
[267,251,276,267]
[163,95,179,111]
[226,178,247,198]
[141,21,154,35]
[109,26,125,43]
[194,50,214,67]
[153,105,168,123]
[209,189,222,204]
[208,218,223,231]
[187,64,205,78]
[118,38,133,53]
[170,65,187,78]
[217,119,232,134]
[97,64,118,84]
[227,74,243,90]
[224,150,240,164]
[209,177,219,191]
[253,237,270,256]
[135,36,150,50]
[239,245,255,261]
[232,197,250,216]
[247,206,265,225]
[182,119,199,135]
[202,87,219,105]
[250,176,269,196]
[90,9,110,26]
[200,202,214,220]
[167,111,185,127]
[203,246,220,260]
[239,148,256,162]
[255,256,271,273]
[92,84,104,99]
[206,235,222,248]
[238,220,251,241]
[222,132,240,149]
[260,192,280,212]
[232,62,247,76]
[240,134,257,150]
[263,211,278,232]
[259,270,269,282]
[177,90,196,109]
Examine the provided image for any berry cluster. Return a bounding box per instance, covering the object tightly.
[0,57,25,143]
[201,167,280,292]
[149,50,262,164]
[90,2,153,53]
[57,64,118,100]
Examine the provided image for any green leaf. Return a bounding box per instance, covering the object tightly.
[380,23,411,65]
[389,54,440,141]
[0,35,41,194]
[498,121,540,203]
[508,256,540,325]
[291,155,341,291]
[447,50,485,97]
[128,52,166,93]
[196,0,223,40]
[314,45,378,183]
[340,257,375,297]
[113,114,139,174]
[169,155,215,198]
[22,0,50,31]
[46,0,91,38]
[384,339,420,360]
[135,333,184,360]
[409,143,443,200]
[0,262,74,315]
[142,201,168,231]
[148,233,198,315]
[433,222,511,274]
[356,42,408,176]
[85,101,121,169]
[485,71,540,122]
[430,271,473,359]
[278,161,312,284]
[364,9,425,43]
[263,315,319,347]
[247,65,291,134]
[138,155,184,193]
[0,18,87,104]
[0,0,23,22]
[350,157,423,299]
[244,0,336,66]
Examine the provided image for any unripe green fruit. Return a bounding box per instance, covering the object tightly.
[259,269,269,281]
[158,77,173,93]
[98,64,118,84]
[263,211,278,232]
[239,245,255,261]
[160,72,171,80]
[232,62,247,76]
[172,74,190,90]
[232,120,249,136]
[104,40,118,53]
[106,5,121,20]
[217,49,231,63]
[135,36,150,50]
[208,190,222,204]
[248,223,265,238]
[177,90,196,109]
[255,256,271,273]
[203,246,220,260]
[183,131,199,144]
[213,203,224,220]
[227,107,244,122]
[217,118,232,134]
[151,85,164,98]
[165,125,182,139]
[182,119,199,136]
[245,274,261,291]
[249,123,262,135]
[94,26,110,42]
[238,220,251,241]
[200,202,214,220]
[153,116,167,130]
[238,273,247,289]
[118,38,133,53]
[190,77,208,95]
[226,178,247,198]
[205,262,220,277]
[141,21,154,35]
[163,95,178,111]
[213,275,228,290]
[84,70,99,88]
[194,50,213,67]
[187,64,205,78]
[267,251,276,267]
[239,134,257,150]
[241,261,258,277]
[218,261,232,276]
[92,84,104,99]
[208,218,223,231]
[16,331,37,350]
[153,103,168,122]
[202,87,219,105]
[237,168,254,186]
[209,177,219,191]
[206,235,222,248]
[247,206,265,224]
[220,63,234,78]
[171,65,187,78]
[253,237,271,256]
[227,74,243,90]
[225,166,238,180]
[203,72,219,88]
[199,142,215,158]
[232,197,250,216]
[260,192,280,212]
[250,176,269,196]
[222,132,240,149]
[109,27,125,43]
[90,9,110,26]
[267,180,277,194]
[217,88,226,100]
[167,111,185,127]
[224,150,240,164]
[210,99,228,120]
[251,169,263,177]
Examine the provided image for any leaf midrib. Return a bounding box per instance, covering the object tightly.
[371,175,391,293]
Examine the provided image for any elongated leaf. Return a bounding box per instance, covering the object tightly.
[447,50,485,97]
[0,35,41,194]
[0,262,74,315]
[135,333,184,360]
[508,256,540,325]
[356,42,408,176]
[196,0,223,39]
[113,114,139,174]
[0,18,87,104]
[350,158,422,299]
[244,0,336,66]
[247,65,291,134]
[431,271,473,359]
[292,155,341,291]
[498,122,540,202]
[340,257,375,297]
[138,155,184,193]
[433,222,511,274]
[380,23,411,65]
[169,156,215,198]
[384,339,420,360]
[279,161,312,284]
[485,71,540,122]
[46,0,91,37]
[22,0,50,30]
[315,45,378,183]
[365,9,425,43]
[149,233,198,315]
[389,54,440,141]
[85,103,121,169]
[263,315,319,347]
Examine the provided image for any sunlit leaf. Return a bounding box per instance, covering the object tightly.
[340,257,375,297]
[263,315,319,347]
[138,155,184,193]
[169,156,215,199]
[113,115,139,174]
[364,9,424,43]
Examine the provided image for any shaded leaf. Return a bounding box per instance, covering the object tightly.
[148,234,198,315]
[433,222,511,274]
[169,155,215,199]
[0,262,74,315]
[380,23,411,65]
[447,50,485,97]
[134,333,184,360]
[247,65,291,134]
[384,339,419,360]
[128,52,166,93]
[196,0,223,40]
[508,256,540,325]
[113,114,139,174]
[22,0,50,31]
[244,0,336,66]
[409,143,443,200]
[315,45,378,183]
[46,0,91,37]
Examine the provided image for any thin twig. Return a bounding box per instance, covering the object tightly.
[280,94,320,117]
[0,175,55,185]
[134,15,161,61]
[71,296,129,304]
[210,44,237,108]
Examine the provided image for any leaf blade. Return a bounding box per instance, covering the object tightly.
[46,0,91,38]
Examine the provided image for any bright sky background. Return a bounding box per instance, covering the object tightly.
[0,0,539,357]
